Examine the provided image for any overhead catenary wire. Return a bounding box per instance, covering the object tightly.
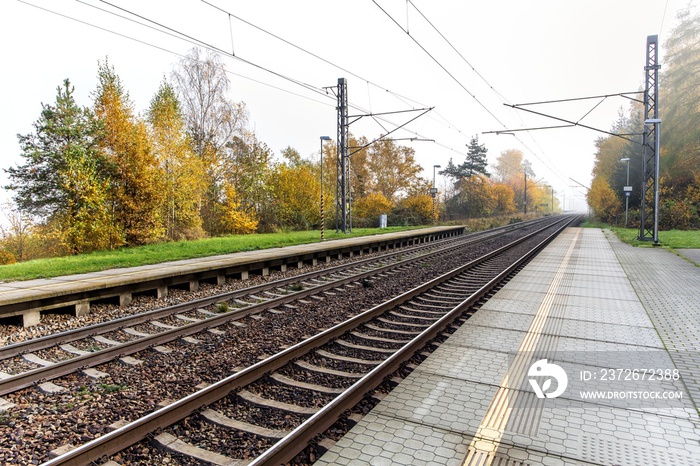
[372,0,574,188]
[72,0,474,161]
[371,0,507,129]
[398,0,584,186]
[87,0,452,154]
[28,0,334,109]
[23,0,565,182]
[200,0,470,147]
[97,0,327,99]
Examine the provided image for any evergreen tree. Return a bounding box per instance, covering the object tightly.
[439,136,490,179]
[5,79,120,253]
[463,135,490,177]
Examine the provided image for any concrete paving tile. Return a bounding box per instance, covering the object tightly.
[318,228,700,466]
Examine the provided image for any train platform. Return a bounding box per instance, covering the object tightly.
[316,227,700,466]
[0,226,463,327]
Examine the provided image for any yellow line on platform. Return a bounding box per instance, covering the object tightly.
[461,229,580,465]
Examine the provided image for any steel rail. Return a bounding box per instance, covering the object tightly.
[0,218,533,361]
[249,216,578,466]
[41,215,575,466]
[0,219,550,395]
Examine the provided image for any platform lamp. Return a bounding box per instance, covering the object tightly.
[620,157,631,228]
[319,136,332,240]
[431,165,441,225]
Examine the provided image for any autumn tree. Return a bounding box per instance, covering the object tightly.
[221,182,258,234]
[268,159,320,230]
[172,48,248,235]
[94,60,165,245]
[588,178,621,223]
[353,192,394,226]
[390,194,434,226]
[444,175,497,218]
[148,79,207,241]
[5,79,119,253]
[661,7,700,182]
[365,139,423,201]
[348,135,371,200]
[494,149,524,182]
[223,132,274,231]
[492,183,516,214]
[0,203,33,263]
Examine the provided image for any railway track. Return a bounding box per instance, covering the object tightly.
[38,215,578,466]
[0,218,549,397]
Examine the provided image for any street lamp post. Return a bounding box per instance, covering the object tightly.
[620,157,631,228]
[542,184,553,214]
[545,185,554,213]
[431,165,441,225]
[319,136,332,240]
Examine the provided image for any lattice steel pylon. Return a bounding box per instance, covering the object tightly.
[335,77,351,233]
[639,35,660,243]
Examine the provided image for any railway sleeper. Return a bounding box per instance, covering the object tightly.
[123,327,152,337]
[316,349,382,366]
[174,314,201,323]
[237,389,318,416]
[149,320,179,330]
[334,338,397,354]
[200,408,290,440]
[387,310,439,322]
[413,296,464,306]
[269,372,344,395]
[153,432,244,466]
[349,330,411,344]
[363,323,421,335]
[294,360,363,379]
[375,317,432,329]
[398,305,446,315]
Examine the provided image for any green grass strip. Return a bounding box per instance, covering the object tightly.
[582,221,700,249]
[0,226,425,282]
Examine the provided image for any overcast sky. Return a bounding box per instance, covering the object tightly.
[0,0,689,213]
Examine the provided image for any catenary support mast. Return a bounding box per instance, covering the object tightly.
[335,78,350,233]
[639,35,660,243]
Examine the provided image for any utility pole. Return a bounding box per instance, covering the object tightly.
[551,187,554,213]
[639,35,660,244]
[325,78,432,233]
[335,78,350,233]
[523,169,527,215]
[431,164,441,225]
[621,157,631,227]
[319,136,332,240]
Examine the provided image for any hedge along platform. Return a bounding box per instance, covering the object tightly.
[0,226,464,327]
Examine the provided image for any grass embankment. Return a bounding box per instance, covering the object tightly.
[581,221,700,249]
[0,226,423,282]
[611,227,700,249]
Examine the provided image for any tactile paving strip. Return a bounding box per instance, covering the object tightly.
[316,229,700,465]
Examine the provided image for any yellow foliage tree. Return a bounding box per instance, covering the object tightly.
[587,178,621,223]
[94,60,166,245]
[148,80,207,241]
[268,162,320,230]
[353,192,394,225]
[393,194,434,225]
[491,183,516,214]
[221,183,258,234]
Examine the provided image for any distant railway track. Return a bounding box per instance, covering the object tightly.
[0,218,549,397]
[38,215,578,466]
